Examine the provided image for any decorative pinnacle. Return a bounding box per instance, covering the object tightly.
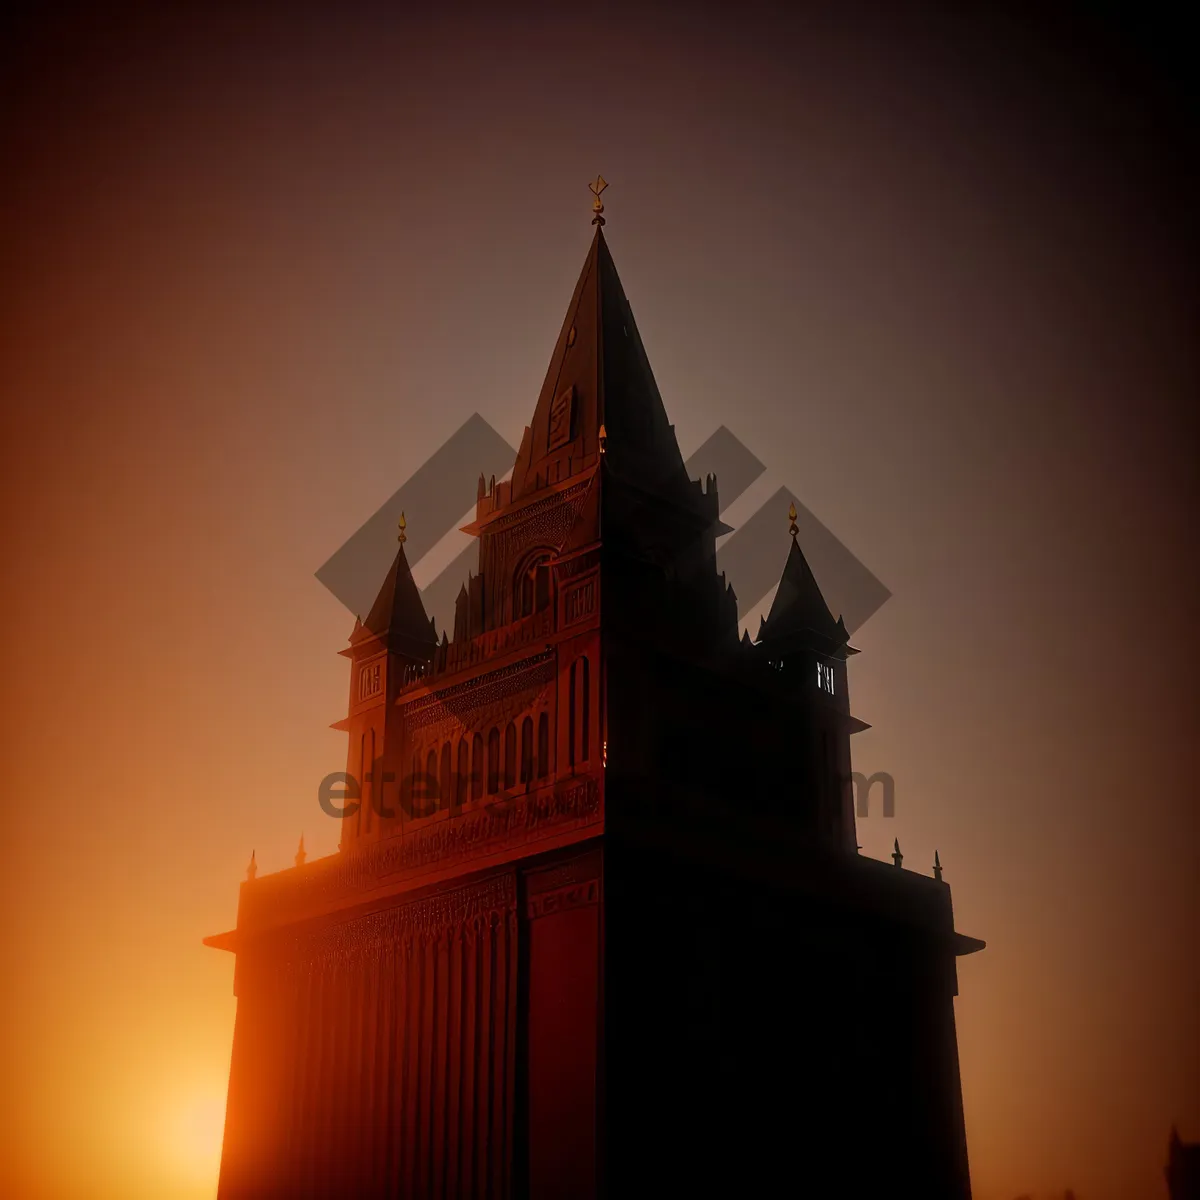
[589,175,608,226]
[246,850,257,881]
[295,835,307,869]
[933,850,943,882]
[892,838,903,869]
[397,512,407,544]
[598,423,607,454]
[788,502,799,537]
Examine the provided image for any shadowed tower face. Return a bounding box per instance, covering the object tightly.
[206,191,983,1200]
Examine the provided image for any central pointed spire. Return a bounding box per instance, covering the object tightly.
[510,190,688,504]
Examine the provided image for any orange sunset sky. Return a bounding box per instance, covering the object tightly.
[1,4,1196,1199]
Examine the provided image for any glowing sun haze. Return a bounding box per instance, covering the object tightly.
[0,5,1195,1199]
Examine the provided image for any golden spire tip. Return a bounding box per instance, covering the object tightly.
[589,175,608,226]
[788,502,799,537]
[397,511,407,544]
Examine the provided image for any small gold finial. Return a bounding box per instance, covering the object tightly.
[246,850,257,881]
[589,175,608,226]
[397,512,407,544]
[598,423,607,454]
[788,502,799,537]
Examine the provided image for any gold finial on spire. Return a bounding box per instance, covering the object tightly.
[397,512,407,544]
[589,175,608,226]
[598,423,607,454]
[295,835,306,868]
[788,502,799,537]
[246,850,257,881]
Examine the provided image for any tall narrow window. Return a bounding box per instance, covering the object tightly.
[364,729,376,833]
[471,733,484,801]
[425,749,439,807]
[537,712,550,779]
[407,752,420,815]
[521,717,533,784]
[456,738,469,810]
[357,733,367,835]
[440,743,452,810]
[568,661,577,769]
[504,722,517,789]
[580,657,590,762]
[487,728,500,794]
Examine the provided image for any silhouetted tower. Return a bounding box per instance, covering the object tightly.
[207,182,984,1200]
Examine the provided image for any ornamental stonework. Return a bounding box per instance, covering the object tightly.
[272,873,518,975]
[243,776,601,932]
[402,652,556,733]
[489,482,590,567]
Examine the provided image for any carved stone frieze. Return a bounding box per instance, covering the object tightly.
[402,651,556,734]
[243,776,602,933]
[489,482,590,568]
[269,874,518,975]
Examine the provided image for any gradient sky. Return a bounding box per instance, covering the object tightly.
[1,5,1196,1198]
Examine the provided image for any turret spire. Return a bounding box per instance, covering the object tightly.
[756,514,849,654]
[356,516,438,660]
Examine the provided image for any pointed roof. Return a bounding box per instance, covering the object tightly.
[757,532,849,654]
[511,228,689,503]
[356,540,438,659]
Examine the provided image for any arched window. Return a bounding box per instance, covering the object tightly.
[521,717,534,784]
[504,722,517,789]
[516,551,551,619]
[425,749,439,806]
[456,738,469,810]
[440,743,452,810]
[537,712,550,779]
[471,732,484,801]
[487,728,500,794]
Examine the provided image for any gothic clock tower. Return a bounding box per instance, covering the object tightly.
[207,181,984,1198]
